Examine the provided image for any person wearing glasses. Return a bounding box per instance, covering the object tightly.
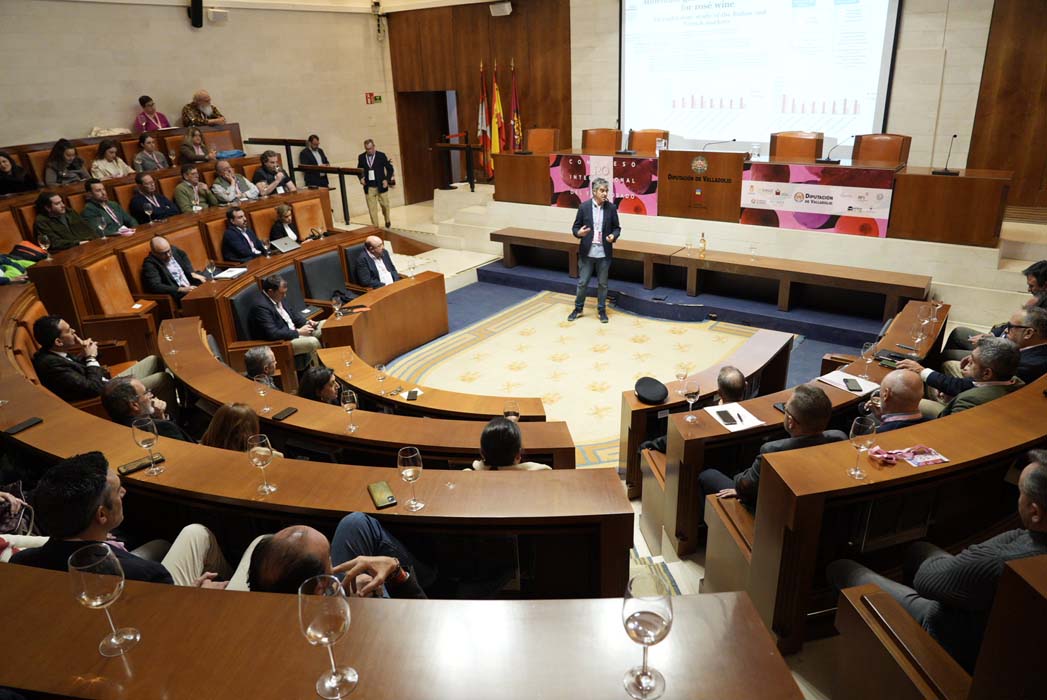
[141,235,205,306]
[132,133,170,173]
[101,376,191,442]
[133,95,171,133]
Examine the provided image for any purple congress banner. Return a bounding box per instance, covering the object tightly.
[549,154,658,216]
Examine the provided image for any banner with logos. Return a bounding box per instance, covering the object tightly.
[549,154,659,216]
[740,163,893,236]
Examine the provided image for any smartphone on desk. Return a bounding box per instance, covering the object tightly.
[368,481,397,509]
[772,402,786,414]
[715,410,737,426]
[843,377,863,392]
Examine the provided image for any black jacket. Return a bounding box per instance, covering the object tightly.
[32,350,110,401]
[356,150,395,193]
[734,430,849,508]
[129,191,180,223]
[270,220,301,242]
[141,247,199,304]
[299,147,330,187]
[355,249,399,288]
[248,295,307,341]
[222,225,264,264]
[571,199,621,259]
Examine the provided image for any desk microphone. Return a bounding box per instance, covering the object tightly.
[701,138,736,151]
[932,134,959,176]
[817,135,854,164]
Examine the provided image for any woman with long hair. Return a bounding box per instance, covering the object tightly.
[179,127,215,164]
[43,139,89,186]
[90,139,134,180]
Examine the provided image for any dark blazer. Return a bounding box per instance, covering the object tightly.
[270,220,300,242]
[877,416,928,433]
[179,143,211,164]
[112,414,194,443]
[355,249,399,288]
[0,166,36,195]
[31,349,109,401]
[222,225,264,263]
[356,151,395,193]
[129,191,179,222]
[141,247,200,303]
[571,199,621,259]
[299,147,330,187]
[734,430,848,507]
[1017,344,1047,383]
[248,295,307,341]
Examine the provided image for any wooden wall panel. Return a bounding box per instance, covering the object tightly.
[967,0,1047,207]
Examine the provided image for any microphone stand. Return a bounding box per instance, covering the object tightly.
[932,134,959,176]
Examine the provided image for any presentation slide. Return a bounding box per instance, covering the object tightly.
[620,0,900,150]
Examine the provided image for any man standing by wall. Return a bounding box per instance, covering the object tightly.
[357,139,395,229]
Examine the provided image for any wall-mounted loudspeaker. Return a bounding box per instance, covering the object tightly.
[188,0,203,28]
[490,2,512,17]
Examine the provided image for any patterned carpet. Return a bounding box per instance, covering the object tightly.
[387,291,756,468]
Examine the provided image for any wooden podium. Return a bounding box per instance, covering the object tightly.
[656,150,744,221]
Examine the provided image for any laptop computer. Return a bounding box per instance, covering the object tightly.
[270,237,301,254]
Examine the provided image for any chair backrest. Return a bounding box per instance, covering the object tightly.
[301,249,346,300]
[0,211,25,251]
[525,128,559,154]
[17,203,37,237]
[581,129,622,153]
[27,150,50,184]
[242,163,261,181]
[17,299,47,340]
[852,133,912,165]
[11,327,39,383]
[628,129,669,154]
[75,145,97,169]
[67,192,87,214]
[114,183,136,213]
[164,135,185,163]
[159,176,180,202]
[229,285,261,341]
[249,207,279,240]
[273,264,309,314]
[119,138,139,166]
[203,219,228,262]
[291,198,325,236]
[344,244,367,286]
[202,170,217,187]
[81,256,137,314]
[769,131,824,160]
[166,225,211,270]
[117,239,154,295]
[206,129,236,152]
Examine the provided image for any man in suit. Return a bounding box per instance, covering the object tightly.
[356,139,395,228]
[567,177,621,324]
[1002,307,1047,382]
[299,134,330,188]
[898,337,1024,418]
[82,179,136,237]
[355,235,399,289]
[129,173,179,223]
[30,315,172,403]
[248,274,322,367]
[33,191,99,252]
[141,235,205,306]
[221,207,265,263]
[868,369,927,432]
[101,376,192,442]
[698,383,847,511]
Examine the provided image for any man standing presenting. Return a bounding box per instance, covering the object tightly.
[567,178,620,324]
[357,139,395,228]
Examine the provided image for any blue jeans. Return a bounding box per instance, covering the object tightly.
[329,513,424,597]
[573,255,612,312]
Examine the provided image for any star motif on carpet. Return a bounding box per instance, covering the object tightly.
[675,361,696,373]
[594,361,609,371]
[557,335,571,344]
[549,353,570,363]
[669,326,688,335]
[558,321,573,328]
[515,344,530,352]
[588,381,610,392]
[542,392,561,405]
[673,343,691,353]
[507,361,527,372]
[549,370,565,381]
[471,352,488,361]
[518,327,536,336]
[630,335,650,344]
[590,343,610,353]
[458,371,480,383]
[712,334,727,343]
[500,380,522,393]
[587,405,612,418]
[633,352,652,362]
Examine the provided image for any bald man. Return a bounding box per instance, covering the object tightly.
[246,513,426,598]
[141,235,206,305]
[181,89,226,127]
[355,235,400,289]
[870,369,927,432]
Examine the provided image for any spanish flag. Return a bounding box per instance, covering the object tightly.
[491,62,506,159]
[477,61,492,178]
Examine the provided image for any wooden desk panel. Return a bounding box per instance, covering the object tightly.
[493,153,552,205]
[889,168,1013,247]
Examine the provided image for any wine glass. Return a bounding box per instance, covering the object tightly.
[254,375,272,414]
[848,416,877,480]
[261,238,272,258]
[860,342,875,379]
[748,244,757,261]
[503,399,520,422]
[910,321,925,353]
[131,417,164,476]
[930,294,944,323]
[342,349,353,380]
[68,543,141,657]
[205,259,217,283]
[331,295,343,319]
[683,379,700,423]
[375,363,387,396]
[38,233,52,261]
[622,572,673,700]
[298,575,357,700]
[917,304,933,336]
[162,323,177,355]
[398,446,424,512]
[97,221,107,238]
[142,202,154,225]
[248,434,277,495]
[674,369,687,397]
[341,388,358,433]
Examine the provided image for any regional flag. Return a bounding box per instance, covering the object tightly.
[491,63,506,158]
[509,60,523,152]
[478,62,492,178]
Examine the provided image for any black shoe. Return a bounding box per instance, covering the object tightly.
[599,311,609,324]
[567,310,581,322]
[384,221,392,228]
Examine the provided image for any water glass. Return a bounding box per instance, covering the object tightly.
[131,417,164,476]
[342,349,353,380]
[848,416,876,480]
[255,375,272,414]
[248,433,277,495]
[68,543,141,657]
[398,446,424,512]
[261,238,272,257]
[298,575,357,700]
[860,342,875,379]
[341,388,358,433]
[683,380,700,423]
[375,364,387,396]
[622,573,673,700]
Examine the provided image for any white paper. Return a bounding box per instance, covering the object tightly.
[817,370,879,396]
[214,267,247,279]
[703,403,765,432]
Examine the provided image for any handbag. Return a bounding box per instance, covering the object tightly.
[0,481,36,536]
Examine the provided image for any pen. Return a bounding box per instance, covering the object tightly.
[736,412,743,424]
[897,343,916,351]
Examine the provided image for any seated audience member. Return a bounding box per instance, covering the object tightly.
[43,139,89,186]
[200,402,279,455]
[101,376,191,442]
[82,179,136,236]
[31,314,171,403]
[174,164,218,213]
[298,134,330,188]
[244,345,277,388]
[1003,307,1047,382]
[132,133,170,172]
[181,89,226,127]
[141,235,205,305]
[1023,260,1047,306]
[248,274,322,366]
[129,172,179,222]
[133,95,171,133]
[0,151,37,195]
[11,452,234,588]
[897,337,1024,418]
[867,369,927,432]
[297,366,339,405]
[356,235,399,289]
[699,383,847,510]
[270,204,301,242]
[211,159,259,204]
[248,512,426,598]
[179,127,216,164]
[0,244,38,285]
[641,364,746,453]
[828,450,1047,671]
[469,417,551,471]
[221,206,265,262]
[252,150,296,196]
[32,191,98,251]
[90,139,134,180]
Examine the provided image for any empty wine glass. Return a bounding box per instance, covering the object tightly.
[162,323,177,355]
[622,572,673,700]
[96,222,106,238]
[38,233,53,261]
[910,321,925,352]
[298,574,357,700]
[131,417,164,476]
[848,416,876,480]
[142,202,154,225]
[375,363,387,396]
[674,369,687,397]
[860,342,875,379]
[254,375,271,414]
[342,349,353,380]
[341,388,358,433]
[930,294,944,323]
[205,259,217,283]
[248,434,277,495]
[503,399,520,422]
[398,446,424,512]
[68,543,141,657]
[917,304,933,333]
[331,295,343,319]
[261,238,272,258]
[683,380,700,423]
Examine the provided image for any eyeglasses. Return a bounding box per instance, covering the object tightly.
[1004,323,1032,332]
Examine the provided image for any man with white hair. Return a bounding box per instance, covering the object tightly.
[868,369,927,432]
[181,89,226,127]
[355,235,400,289]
